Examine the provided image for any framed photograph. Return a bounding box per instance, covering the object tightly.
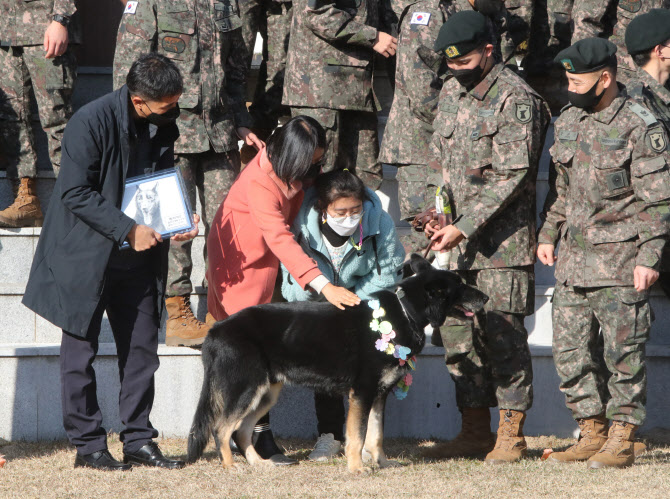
[121,168,195,241]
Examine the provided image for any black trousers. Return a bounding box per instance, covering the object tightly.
[60,267,160,455]
[314,392,345,442]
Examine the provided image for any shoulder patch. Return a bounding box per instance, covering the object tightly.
[619,0,641,13]
[648,128,667,153]
[629,102,658,128]
[515,102,532,124]
[410,12,431,25]
[558,129,578,142]
[124,0,138,14]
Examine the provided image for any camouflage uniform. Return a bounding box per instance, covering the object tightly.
[239,0,292,131]
[430,63,551,410]
[378,0,456,254]
[283,0,389,189]
[114,0,252,297]
[0,0,79,178]
[538,89,670,425]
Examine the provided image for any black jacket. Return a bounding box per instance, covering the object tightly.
[22,86,179,337]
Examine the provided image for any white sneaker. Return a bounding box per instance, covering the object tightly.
[308,433,342,461]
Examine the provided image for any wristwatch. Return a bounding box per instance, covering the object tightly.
[52,14,70,28]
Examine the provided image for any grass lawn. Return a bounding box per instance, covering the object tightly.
[1,433,670,498]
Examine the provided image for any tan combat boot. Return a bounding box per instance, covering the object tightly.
[165,295,209,346]
[587,421,637,469]
[547,415,608,463]
[0,177,43,228]
[485,409,527,464]
[421,407,495,459]
[205,312,217,327]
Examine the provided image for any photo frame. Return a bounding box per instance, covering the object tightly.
[121,168,194,243]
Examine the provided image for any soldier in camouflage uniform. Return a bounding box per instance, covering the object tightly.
[538,38,670,468]
[282,0,399,190]
[422,11,550,464]
[238,0,293,164]
[114,0,263,346]
[379,0,456,256]
[626,9,670,298]
[0,0,79,228]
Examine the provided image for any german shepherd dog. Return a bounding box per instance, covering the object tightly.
[187,254,488,473]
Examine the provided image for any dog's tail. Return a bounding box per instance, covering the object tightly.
[187,366,217,463]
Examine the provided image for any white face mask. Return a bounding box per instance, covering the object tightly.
[325,212,363,236]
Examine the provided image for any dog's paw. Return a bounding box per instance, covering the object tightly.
[348,466,373,475]
[223,462,245,471]
[378,459,402,469]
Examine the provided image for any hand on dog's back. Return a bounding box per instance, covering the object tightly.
[322,284,361,310]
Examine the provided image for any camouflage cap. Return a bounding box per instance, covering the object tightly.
[434,11,488,59]
[554,38,617,74]
[625,9,670,56]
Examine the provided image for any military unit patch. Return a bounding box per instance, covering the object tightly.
[124,0,138,15]
[162,36,186,54]
[619,0,642,13]
[515,103,532,124]
[560,59,574,71]
[445,46,460,58]
[410,12,431,26]
[649,130,667,153]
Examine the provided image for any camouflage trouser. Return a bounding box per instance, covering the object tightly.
[552,283,650,426]
[396,164,437,256]
[0,45,76,178]
[440,267,534,411]
[291,107,383,190]
[166,149,241,297]
[239,0,292,130]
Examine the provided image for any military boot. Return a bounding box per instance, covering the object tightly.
[205,312,217,327]
[165,295,209,346]
[587,421,637,469]
[421,408,495,459]
[547,415,608,463]
[0,177,43,228]
[485,409,527,464]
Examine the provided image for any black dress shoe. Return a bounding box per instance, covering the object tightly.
[123,441,185,469]
[253,429,298,466]
[74,450,132,471]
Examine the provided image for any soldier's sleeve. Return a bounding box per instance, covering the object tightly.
[113,0,158,91]
[571,0,616,42]
[52,0,77,17]
[538,158,568,246]
[406,20,445,124]
[499,0,532,64]
[453,92,545,239]
[224,28,254,129]
[629,120,670,270]
[303,0,379,48]
[378,0,399,37]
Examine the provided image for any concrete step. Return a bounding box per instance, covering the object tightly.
[2,342,669,442]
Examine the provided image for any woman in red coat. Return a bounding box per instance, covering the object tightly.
[206,116,360,465]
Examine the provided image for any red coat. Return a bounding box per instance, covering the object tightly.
[207,148,322,320]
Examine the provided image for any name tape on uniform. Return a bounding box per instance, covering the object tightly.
[125,1,138,14]
[410,12,431,25]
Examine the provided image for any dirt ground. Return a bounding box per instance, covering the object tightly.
[1,433,670,498]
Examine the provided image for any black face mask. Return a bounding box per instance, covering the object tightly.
[451,51,487,89]
[474,0,503,16]
[143,102,180,127]
[568,75,605,110]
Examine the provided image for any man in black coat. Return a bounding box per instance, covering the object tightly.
[23,54,199,471]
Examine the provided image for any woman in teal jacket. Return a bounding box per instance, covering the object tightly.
[281,169,405,461]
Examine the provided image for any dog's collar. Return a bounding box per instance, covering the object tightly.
[395,288,429,330]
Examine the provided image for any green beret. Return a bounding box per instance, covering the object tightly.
[625,9,670,55]
[554,38,617,74]
[434,11,488,59]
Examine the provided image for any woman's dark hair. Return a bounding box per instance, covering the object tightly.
[126,53,183,101]
[315,169,369,211]
[266,115,326,184]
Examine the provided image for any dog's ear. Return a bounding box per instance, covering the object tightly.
[409,253,432,275]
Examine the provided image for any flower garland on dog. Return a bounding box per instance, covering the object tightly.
[368,299,416,400]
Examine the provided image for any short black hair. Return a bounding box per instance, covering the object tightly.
[126,53,183,101]
[603,64,617,78]
[266,115,326,184]
[633,51,652,68]
[315,169,369,212]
